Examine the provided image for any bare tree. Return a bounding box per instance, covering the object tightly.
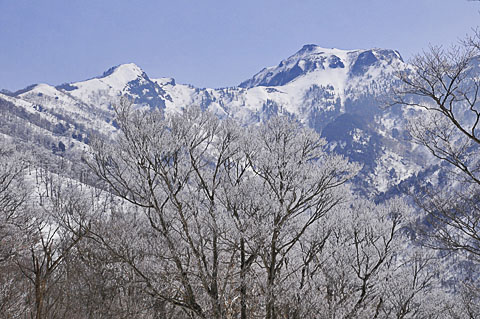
[13,175,95,319]
[244,116,358,319]
[392,33,480,249]
[392,31,480,315]
[292,198,444,319]
[88,101,245,318]
[86,99,359,318]
[0,141,30,318]
[0,141,29,262]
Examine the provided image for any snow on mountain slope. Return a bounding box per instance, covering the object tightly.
[13,63,171,139]
[239,45,351,88]
[0,92,90,156]
[150,45,405,129]
[16,83,117,137]
[1,45,430,197]
[69,63,145,102]
[45,63,168,112]
[238,45,403,106]
[0,91,66,127]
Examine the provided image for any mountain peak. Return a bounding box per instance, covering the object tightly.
[298,44,319,53]
[296,44,347,55]
[239,45,404,88]
[101,63,146,81]
[239,45,351,88]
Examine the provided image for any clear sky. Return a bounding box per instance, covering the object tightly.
[1,0,479,91]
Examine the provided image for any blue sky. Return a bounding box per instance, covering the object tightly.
[1,0,479,91]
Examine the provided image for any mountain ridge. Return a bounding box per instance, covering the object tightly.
[0,44,433,198]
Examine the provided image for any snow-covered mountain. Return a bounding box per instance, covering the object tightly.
[0,45,436,198]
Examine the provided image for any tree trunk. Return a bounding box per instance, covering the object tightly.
[35,276,46,319]
[266,234,278,319]
[240,238,247,319]
[211,232,223,319]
